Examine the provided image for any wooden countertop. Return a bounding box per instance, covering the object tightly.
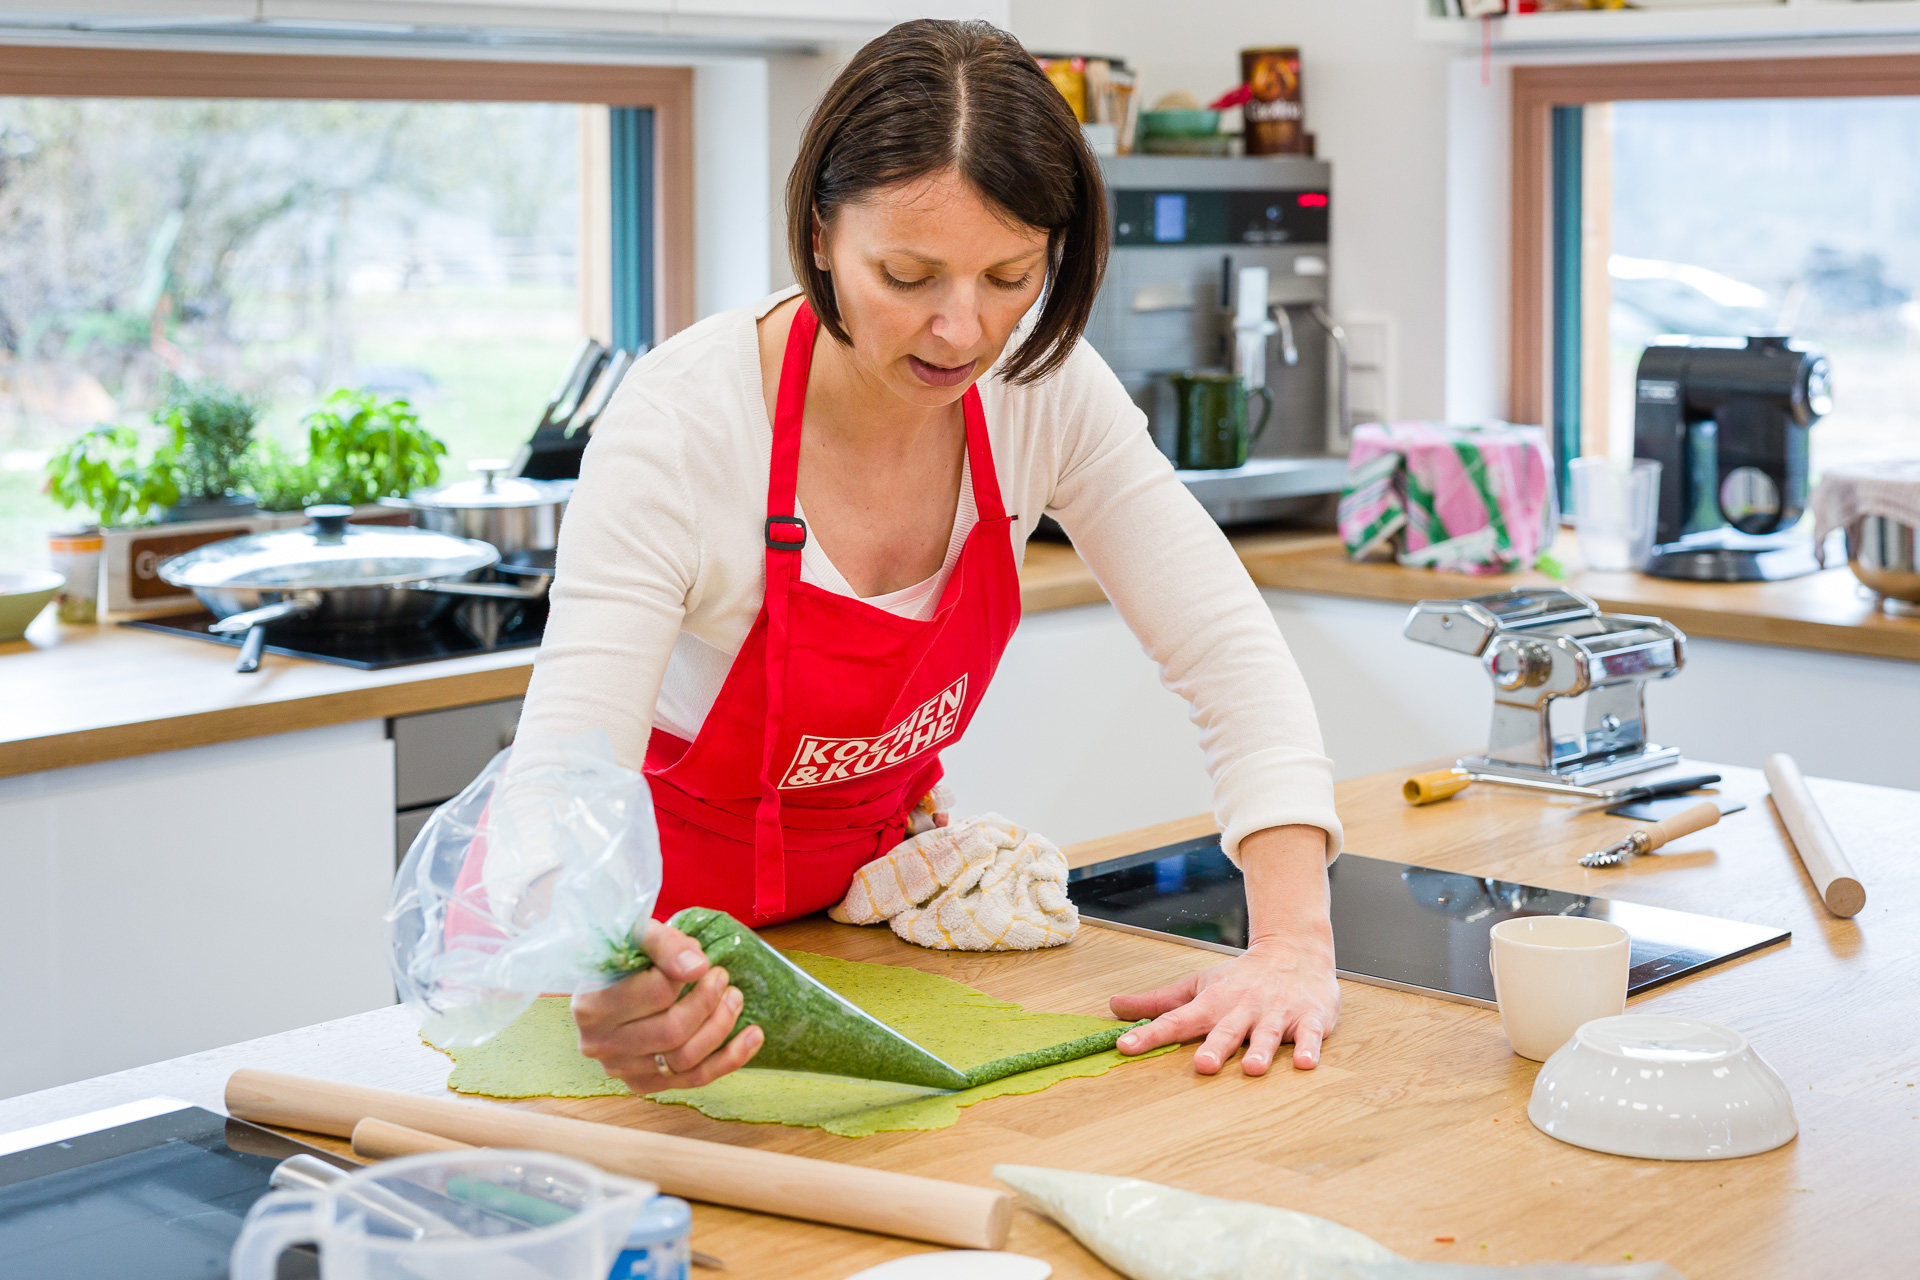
[0,542,1105,781]
[3,758,1912,1279]
[1233,531,1920,665]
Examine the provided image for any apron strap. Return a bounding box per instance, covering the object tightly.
[754,300,821,919]
[959,384,1009,522]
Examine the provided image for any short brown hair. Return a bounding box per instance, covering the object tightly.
[786,19,1108,386]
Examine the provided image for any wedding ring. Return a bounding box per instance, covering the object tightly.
[654,1053,673,1076]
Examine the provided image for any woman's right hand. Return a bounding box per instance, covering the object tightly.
[571,920,764,1091]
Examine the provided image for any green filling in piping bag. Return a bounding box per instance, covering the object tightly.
[611,907,1145,1091]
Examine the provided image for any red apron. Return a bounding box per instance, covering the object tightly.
[644,301,1023,925]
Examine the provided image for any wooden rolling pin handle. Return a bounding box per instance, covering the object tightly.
[1404,769,1471,806]
[227,1068,1011,1251]
[352,1117,470,1161]
[1643,800,1721,851]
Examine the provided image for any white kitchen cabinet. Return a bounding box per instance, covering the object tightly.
[943,601,1214,848]
[0,721,396,1100]
[945,590,1920,852]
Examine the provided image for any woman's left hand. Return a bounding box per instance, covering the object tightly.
[1109,823,1340,1075]
[1110,936,1340,1074]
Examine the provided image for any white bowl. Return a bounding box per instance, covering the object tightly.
[0,570,64,642]
[1528,1014,1797,1161]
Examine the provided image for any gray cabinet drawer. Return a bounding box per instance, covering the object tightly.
[391,698,523,809]
[396,803,437,867]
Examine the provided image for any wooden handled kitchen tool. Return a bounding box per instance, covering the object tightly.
[1763,753,1866,917]
[227,1068,1012,1249]
[351,1117,469,1160]
[1579,800,1721,868]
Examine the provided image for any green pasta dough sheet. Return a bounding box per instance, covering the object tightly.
[430,949,1173,1138]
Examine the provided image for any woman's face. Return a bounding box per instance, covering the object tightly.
[815,168,1051,410]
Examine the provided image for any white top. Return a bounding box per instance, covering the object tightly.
[514,289,1342,862]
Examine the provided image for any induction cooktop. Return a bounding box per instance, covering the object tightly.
[123,597,546,670]
[0,1097,356,1279]
[1070,836,1789,1008]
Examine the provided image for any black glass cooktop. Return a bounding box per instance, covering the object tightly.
[123,599,546,670]
[1070,836,1789,1008]
[0,1099,355,1279]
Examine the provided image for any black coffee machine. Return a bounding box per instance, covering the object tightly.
[1632,334,1833,581]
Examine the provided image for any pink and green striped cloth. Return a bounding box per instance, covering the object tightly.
[1337,422,1556,575]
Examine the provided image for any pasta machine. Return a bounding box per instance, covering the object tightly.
[1404,587,1686,786]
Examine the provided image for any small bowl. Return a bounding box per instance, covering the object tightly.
[1529,1014,1796,1161]
[0,570,64,642]
[1137,108,1221,138]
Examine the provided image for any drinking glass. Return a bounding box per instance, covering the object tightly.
[1570,457,1661,572]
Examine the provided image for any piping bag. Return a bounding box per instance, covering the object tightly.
[624,908,1148,1092]
[995,1166,1686,1280]
[385,733,1137,1089]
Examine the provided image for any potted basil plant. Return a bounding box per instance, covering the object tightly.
[247,390,447,513]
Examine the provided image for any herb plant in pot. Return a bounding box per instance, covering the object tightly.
[156,380,261,522]
[43,424,181,529]
[247,390,447,513]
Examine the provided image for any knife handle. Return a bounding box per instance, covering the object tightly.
[1642,800,1722,851]
[1642,772,1722,799]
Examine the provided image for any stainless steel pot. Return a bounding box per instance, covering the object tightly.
[386,460,569,554]
[158,506,542,672]
[1845,514,1920,613]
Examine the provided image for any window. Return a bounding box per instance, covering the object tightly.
[1511,55,1920,506]
[0,48,692,573]
[0,97,581,564]
[1603,97,1920,474]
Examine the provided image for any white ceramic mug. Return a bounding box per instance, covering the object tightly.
[1489,915,1631,1061]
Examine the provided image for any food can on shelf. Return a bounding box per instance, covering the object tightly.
[1036,55,1088,123]
[1241,47,1304,155]
[47,526,103,625]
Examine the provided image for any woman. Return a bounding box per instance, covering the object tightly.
[513,19,1343,1094]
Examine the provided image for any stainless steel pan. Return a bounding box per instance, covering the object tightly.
[158,506,540,672]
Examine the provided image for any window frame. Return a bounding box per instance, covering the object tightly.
[0,44,695,341]
[1509,53,1920,462]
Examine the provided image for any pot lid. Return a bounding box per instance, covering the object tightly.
[158,506,499,591]
[405,459,561,510]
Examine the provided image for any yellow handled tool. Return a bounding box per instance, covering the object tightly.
[1403,769,1476,804]
[1403,769,1724,807]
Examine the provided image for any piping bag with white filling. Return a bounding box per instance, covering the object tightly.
[384,733,1135,1088]
[993,1166,1687,1280]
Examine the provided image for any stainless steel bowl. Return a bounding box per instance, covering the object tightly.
[1846,514,1920,608]
[387,460,568,554]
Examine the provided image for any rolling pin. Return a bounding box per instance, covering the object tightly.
[227,1068,1012,1250]
[352,1117,468,1160]
[1763,753,1867,918]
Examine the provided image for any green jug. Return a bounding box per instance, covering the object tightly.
[1169,372,1274,470]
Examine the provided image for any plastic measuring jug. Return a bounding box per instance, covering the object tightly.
[230,1149,655,1280]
